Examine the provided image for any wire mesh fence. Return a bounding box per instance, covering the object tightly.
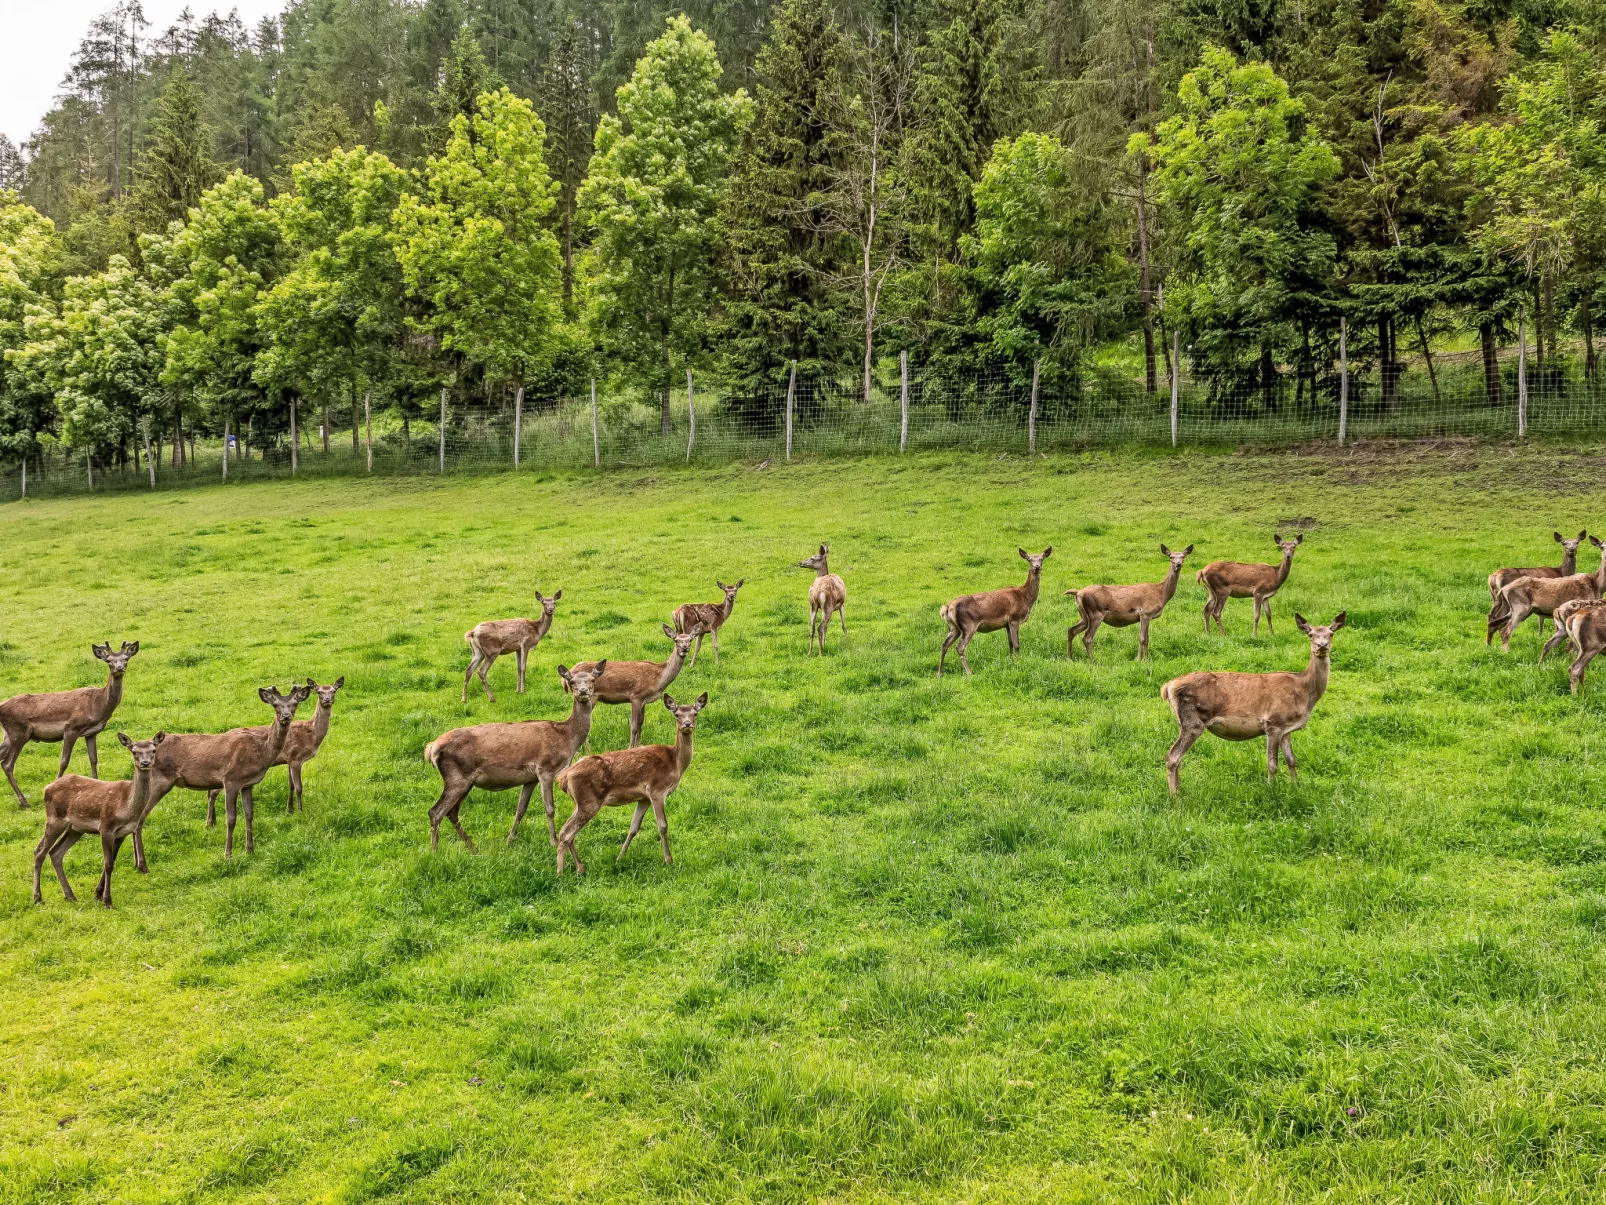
[6,353,1605,502]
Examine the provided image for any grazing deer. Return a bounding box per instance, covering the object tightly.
[1197,535,1303,635]
[1486,531,1586,644]
[205,676,344,823]
[34,731,166,908]
[1497,536,1606,653]
[131,685,311,867]
[1,641,139,807]
[424,662,607,852]
[1065,544,1195,661]
[1162,612,1345,795]
[798,544,847,655]
[939,547,1053,676]
[672,579,745,668]
[568,625,693,747]
[554,692,707,875]
[462,589,561,702]
[1552,599,1606,693]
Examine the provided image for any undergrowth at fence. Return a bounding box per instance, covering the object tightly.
[4,447,1606,1202]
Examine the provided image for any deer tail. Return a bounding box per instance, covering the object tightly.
[939,601,956,629]
[424,738,442,768]
[1194,568,1207,584]
[556,764,574,793]
[1160,680,1182,721]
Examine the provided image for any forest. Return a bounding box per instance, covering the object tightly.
[0,0,1603,470]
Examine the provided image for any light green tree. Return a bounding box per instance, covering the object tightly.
[578,15,752,432]
[0,193,63,463]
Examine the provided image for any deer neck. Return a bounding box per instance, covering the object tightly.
[721,594,736,622]
[656,648,687,693]
[310,701,333,749]
[124,763,153,822]
[1298,647,1331,709]
[1275,551,1294,587]
[560,694,596,754]
[815,558,831,579]
[98,670,124,721]
[1161,562,1182,604]
[536,610,555,641]
[1023,564,1042,608]
[675,726,695,777]
[1561,548,1579,575]
[258,718,293,767]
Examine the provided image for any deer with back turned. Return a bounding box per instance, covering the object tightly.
[1496,536,1606,653]
[554,692,707,875]
[1486,531,1585,644]
[567,625,694,747]
[424,662,607,852]
[798,544,847,655]
[672,579,745,668]
[462,589,560,702]
[0,641,139,807]
[1197,535,1302,635]
[1162,613,1345,795]
[1065,544,1194,661]
[1551,598,1606,693]
[34,731,166,908]
[206,676,344,823]
[939,548,1052,676]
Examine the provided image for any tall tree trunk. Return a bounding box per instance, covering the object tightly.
[1136,165,1157,394]
[1480,321,1502,403]
[322,405,330,454]
[352,379,360,453]
[1584,293,1597,382]
[1379,315,1399,410]
[1414,317,1439,402]
[561,206,575,317]
[1533,279,1546,374]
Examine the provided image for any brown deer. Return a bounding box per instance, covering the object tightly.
[939,547,1053,676]
[1496,536,1606,653]
[672,579,745,668]
[1161,612,1346,795]
[1065,544,1194,661]
[1,640,139,807]
[34,731,166,908]
[424,661,607,852]
[131,684,311,867]
[205,676,344,823]
[1486,531,1586,644]
[1197,535,1303,635]
[1551,599,1606,693]
[567,625,693,747]
[462,589,561,702]
[798,544,847,655]
[554,691,707,875]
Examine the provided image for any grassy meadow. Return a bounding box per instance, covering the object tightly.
[5,444,1606,1202]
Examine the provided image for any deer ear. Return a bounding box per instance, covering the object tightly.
[1594,537,1604,548]
[334,676,345,688]
[557,665,572,681]
[93,643,109,660]
[662,693,675,710]
[1043,546,1052,557]
[1160,543,1171,556]
[1579,530,1588,540]
[1018,548,1029,559]
[738,578,746,587]
[1331,611,1346,630]
[1556,531,1565,542]
[1295,613,1311,634]
[258,687,276,704]
[1295,534,1304,544]
[153,731,166,744]
[695,691,708,709]
[552,589,562,601]
[118,732,132,748]
[594,659,607,676]
[820,543,828,554]
[123,641,139,654]
[663,622,675,639]
[1274,533,1283,544]
[1183,544,1194,555]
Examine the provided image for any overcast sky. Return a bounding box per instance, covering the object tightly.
[2,0,286,146]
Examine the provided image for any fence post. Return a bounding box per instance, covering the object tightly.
[686,369,696,462]
[785,361,796,462]
[591,378,600,468]
[1170,330,1180,447]
[290,397,298,475]
[439,387,447,471]
[222,415,230,481]
[86,450,93,490]
[20,454,25,499]
[1028,357,1040,454]
[144,423,155,488]
[1517,307,1528,439]
[1338,316,1349,448]
[364,390,372,472]
[900,351,909,453]
[513,384,523,468]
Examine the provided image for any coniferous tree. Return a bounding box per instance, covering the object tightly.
[129,68,218,237]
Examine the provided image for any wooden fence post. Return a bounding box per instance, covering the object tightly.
[785,361,796,462]
[900,351,909,453]
[222,415,230,480]
[439,387,447,471]
[591,378,600,468]
[1338,316,1349,447]
[364,390,372,472]
[513,384,523,467]
[686,369,696,462]
[144,423,155,488]
[290,397,298,475]
[86,450,93,490]
[1517,307,1528,439]
[1028,357,1040,454]
[1170,330,1181,447]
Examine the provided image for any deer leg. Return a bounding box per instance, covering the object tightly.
[428,775,476,853]
[619,801,649,860]
[1083,614,1103,661]
[1252,598,1262,637]
[1266,730,1281,782]
[1502,604,1531,653]
[242,785,256,854]
[85,733,99,778]
[288,763,303,812]
[462,650,481,703]
[223,787,239,858]
[1007,623,1021,656]
[712,628,721,664]
[479,653,499,702]
[1166,720,1203,796]
[1542,624,1571,661]
[629,701,646,748]
[1067,619,1086,658]
[97,832,123,908]
[508,781,537,844]
[517,649,528,694]
[819,608,831,654]
[652,796,672,865]
[688,634,703,670]
[838,605,847,637]
[33,820,69,902]
[47,829,83,902]
[58,734,79,778]
[542,777,558,846]
[206,790,218,826]
[939,629,959,676]
[1262,597,1274,636]
[956,627,976,676]
[555,800,599,875]
[1571,647,1600,694]
[1,729,28,807]
[1280,734,1297,782]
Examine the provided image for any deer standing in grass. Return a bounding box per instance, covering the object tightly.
[1496,536,1606,653]
[567,625,693,748]
[672,579,745,668]
[939,548,1053,676]
[0,641,139,807]
[34,731,166,908]
[131,685,310,867]
[798,544,847,655]
[1197,535,1303,635]
[1486,531,1586,644]
[1162,612,1345,795]
[424,662,607,852]
[1551,599,1606,693]
[462,590,560,702]
[1065,544,1194,662]
[205,676,344,823]
[555,692,707,875]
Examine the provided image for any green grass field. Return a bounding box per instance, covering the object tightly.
[5,444,1606,1203]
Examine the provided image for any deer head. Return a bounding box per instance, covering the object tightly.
[1018,547,1053,572]
[305,676,345,709]
[717,579,745,605]
[557,661,607,704]
[117,730,166,770]
[1273,533,1304,560]
[537,589,562,620]
[93,640,140,677]
[798,544,830,572]
[1556,530,1588,557]
[1294,612,1346,658]
[662,691,708,733]
[1159,543,1195,574]
[660,623,696,661]
[258,684,311,729]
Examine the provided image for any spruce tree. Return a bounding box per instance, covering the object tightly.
[129,68,218,237]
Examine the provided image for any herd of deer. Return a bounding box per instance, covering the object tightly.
[7,528,1600,906]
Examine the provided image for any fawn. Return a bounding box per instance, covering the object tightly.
[1486,531,1585,644]
[425,662,607,851]
[672,579,745,668]
[798,544,847,655]
[1,640,139,807]
[1552,599,1606,693]
[1496,536,1606,653]
[1162,613,1345,795]
[554,692,707,875]
[939,548,1052,676]
[1197,535,1302,635]
[463,589,560,702]
[1066,544,1194,661]
[205,676,344,823]
[34,732,165,908]
[568,625,693,747]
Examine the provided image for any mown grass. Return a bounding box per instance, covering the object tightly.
[4,443,1606,1202]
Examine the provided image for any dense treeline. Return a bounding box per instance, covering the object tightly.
[1,0,1604,471]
